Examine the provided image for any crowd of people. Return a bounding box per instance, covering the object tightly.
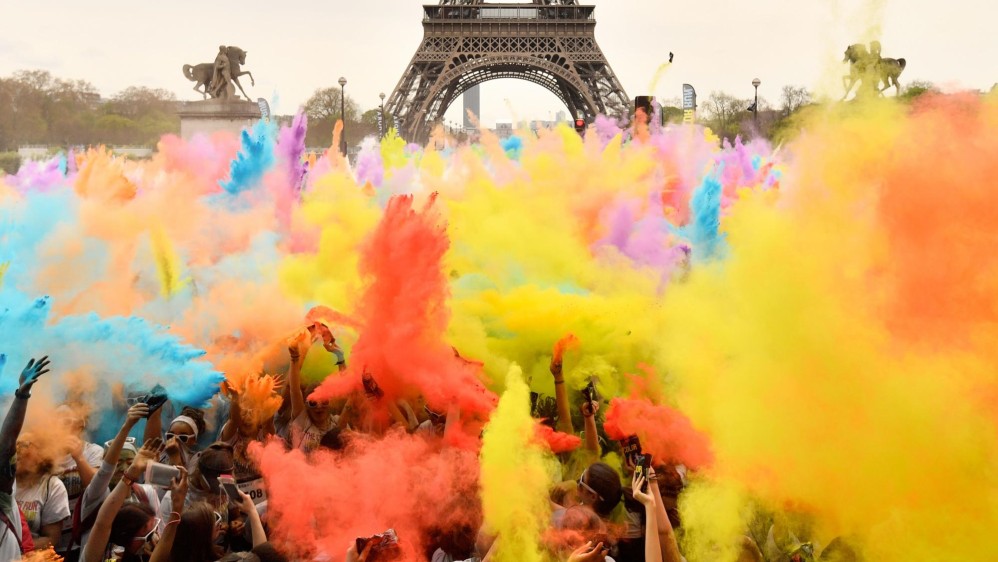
[0,319,857,562]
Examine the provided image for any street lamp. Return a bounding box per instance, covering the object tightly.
[338,76,348,156]
[751,77,761,126]
[379,92,386,139]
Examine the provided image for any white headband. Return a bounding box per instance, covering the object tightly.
[171,415,200,439]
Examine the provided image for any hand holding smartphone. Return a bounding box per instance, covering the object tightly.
[145,462,181,488]
[218,475,242,503]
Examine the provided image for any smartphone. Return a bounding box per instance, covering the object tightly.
[635,454,653,492]
[581,377,599,404]
[145,462,181,488]
[144,385,169,416]
[620,435,642,468]
[218,475,241,503]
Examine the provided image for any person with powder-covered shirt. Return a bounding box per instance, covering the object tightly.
[0,357,52,559]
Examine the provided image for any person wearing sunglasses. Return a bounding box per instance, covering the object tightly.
[157,443,234,531]
[80,438,177,562]
[73,402,162,555]
[285,326,344,454]
[144,406,208,472]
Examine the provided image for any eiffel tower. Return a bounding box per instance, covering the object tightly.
[385,0,630,143]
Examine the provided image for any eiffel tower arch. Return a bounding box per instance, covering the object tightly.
[385,1,630,144]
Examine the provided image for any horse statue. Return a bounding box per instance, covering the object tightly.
[182,45,255,100]
[843,42,906,99]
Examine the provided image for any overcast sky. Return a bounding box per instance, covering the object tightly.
[1,0,993,126]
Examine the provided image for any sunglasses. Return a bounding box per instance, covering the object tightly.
[104,436,136,449]
[307,400,330,409]
[578,470,604,502]
[165,432,196,444]
[133,518,162,543]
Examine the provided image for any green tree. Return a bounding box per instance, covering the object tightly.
[899,80,939,102]
[702,91,749,142]
[303,86,363,147]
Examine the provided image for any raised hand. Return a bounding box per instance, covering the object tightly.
[632,471,655,508]
[17,356,51,396]
[568,541,609,562]
[125,403,150,427]
[169,465,189,511]
[133,437,165,475]
[235,489,256,516]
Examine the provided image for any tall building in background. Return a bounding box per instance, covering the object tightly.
[463,85,480,131]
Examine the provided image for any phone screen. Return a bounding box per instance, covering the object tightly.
[218,476,241,502]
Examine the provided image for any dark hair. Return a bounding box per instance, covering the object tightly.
[108,503,155,557]
[198,442,235,473]
[252,542,290,562]
[179,407,208,435]
[584,462,622,517]
[171,503,224,562]
[319,428,343,451]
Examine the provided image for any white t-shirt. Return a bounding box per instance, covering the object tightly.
[288,411,338,454]
[0,492,24,560]
[15,475,71,538]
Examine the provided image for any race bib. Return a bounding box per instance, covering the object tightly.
[237,477,267,505]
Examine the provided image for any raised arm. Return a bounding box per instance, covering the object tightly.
[632,473,663,562]
[580,400,600,454]
[0,356,51,494]
[149,466,188,562]
[235,489,267,547]
[288,332,308,421]
[80,403,149,515]
[648,467,683,562]
[219,381,240,442]
[68,436,98,490]
[82,438,164,562]
[550,354,574,435]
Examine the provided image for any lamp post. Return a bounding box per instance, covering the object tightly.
[379,92,386,139]
[338,76,348,156]
[751,77,761,126]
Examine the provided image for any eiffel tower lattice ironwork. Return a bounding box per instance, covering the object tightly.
[385,0,630,143]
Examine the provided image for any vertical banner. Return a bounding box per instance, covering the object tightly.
[682,84,696,124]
[393,115,402,138]
[257,98,271,122]
[377,112,384,138]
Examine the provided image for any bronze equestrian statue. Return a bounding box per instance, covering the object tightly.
[182,45,255,100]
[843,41,906,99]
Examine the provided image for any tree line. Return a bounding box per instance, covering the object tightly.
[0,70,180,151]
[692,81,939,144]
[0,68,944,156]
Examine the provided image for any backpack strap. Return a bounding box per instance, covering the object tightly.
[0,508,20,553]
[70,489,100,549]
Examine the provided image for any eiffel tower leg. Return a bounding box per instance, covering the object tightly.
[385,4,630,144]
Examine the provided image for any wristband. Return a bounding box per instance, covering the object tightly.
[121,475,137,486]
[289,352,300,361]
[14,390,30,400]
[554,379,565,385]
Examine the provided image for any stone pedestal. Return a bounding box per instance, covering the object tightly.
[177,99,261,140]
